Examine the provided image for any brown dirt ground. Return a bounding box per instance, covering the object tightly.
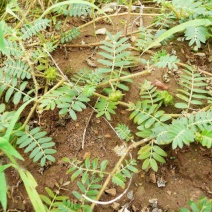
[1,8,212,212]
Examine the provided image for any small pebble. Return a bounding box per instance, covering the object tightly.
[167,190,172,195]
[104,134,111,138]
[194,53,206,57]
[111,202,120,210]
[105,188,116,196]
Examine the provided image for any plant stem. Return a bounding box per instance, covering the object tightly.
[177,62,212,77]
[15,0,37,29]
[64,26,157,48]
[97,70,150,88]
[164,3,181,19]
[21,103,38,129]
[54,12,160,41]
[91,137,151,210]
[37,78,66,103]
[199,104,212,112]
[78,12,160,30]
[14,79,65,133]
[125,0,133,35]
[19,40,39,99]
[93,92,181,117]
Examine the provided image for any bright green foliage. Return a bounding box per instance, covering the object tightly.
[168,120,196,149]
[107,70,133,92]
[38,86,90,120]
[153,54,179,70]
[180,196,212,212]
[195,129,212,148]
[151,50,179,70]
[153,13,176,28]
[58,200,82,212]
[16,126,56,166]
[129,101,171,138]
[171,0,207,18]
[150,0,212,51]
[175,66,209,110]
[61,27,80,43]
[0,25,34,106]
[31,42,56,62]
[41,188,69,208]
[145,19,211,52]
[136,27,154,51]
[98,31,131,71]
[73,176,102,202]
[152,110,212,149]
[154,29,174,43]
[115,123,133,142]
[63,157,106,209]
[21,18,50,40]
[138,142,167,172]
[1,59,31,80]
[2,40,22,57]
[40,185,69,211]
[0,104,5,113]
[66,3,92,17]
[95,98,118,120]
[108,90,124,102]
[83,85,96,97]
[0,100,46,211]
[112,159,138,188]
[158,91,174,107]
[185,26,209,48]
[71,69,103,86]
[0,105,15,134]
[139,80,163,107]
[0,170,7,210]
[31,48,48,62]
[0,79,32,105]
[54,3,91,17]
[151,49,167,63]
[64,157,137,205]
[97,31,133,92]
[0,21,5,51]
[44,67,57,83]
[0,0,211,210]
[64,157,108,181]
[155,0,208,18]
[0,101,34,162]
[152,124,170,145]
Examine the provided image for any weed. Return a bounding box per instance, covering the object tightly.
[0,0,211,211]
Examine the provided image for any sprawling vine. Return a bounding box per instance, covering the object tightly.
[0,0,211,211]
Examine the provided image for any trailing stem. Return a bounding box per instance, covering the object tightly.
[91,137,151,210]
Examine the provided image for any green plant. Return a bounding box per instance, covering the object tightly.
[115,123,133,142]
[15,126,56,166]
[40,180,70,211]
[62,156,138,210]
[175,66,209,110]
[153,110,212,149]
[0,0,211,211]
[180,196,212,212]
[143,19,211,52]
[139,79,173,107]
[146,0,212,51]
[0,100,46,211]
[138,142,167,172]
[0,0,110,210]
